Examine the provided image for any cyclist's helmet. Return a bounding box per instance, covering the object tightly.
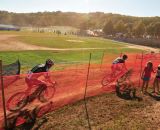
[122,54,128,60]
[46,59,54,67]
[147,61,153,68]
[158,65,160,70]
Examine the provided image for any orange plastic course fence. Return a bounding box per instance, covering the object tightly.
[0,52,160,129]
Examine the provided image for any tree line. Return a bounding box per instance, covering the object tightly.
[103,19,160,39]
[0,11,160,38]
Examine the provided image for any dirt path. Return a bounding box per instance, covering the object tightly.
[0,41,106,51]
[0,34,159,52]
[112,39,159,52]
[127,44,159,52]
[0,34,105,51]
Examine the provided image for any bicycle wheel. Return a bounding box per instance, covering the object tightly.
[117,74,127,83]
[101,76,113,86]
[37,102,53,117]
[117,69,132,83]
[7,92,28,112]
[39,85,56,103]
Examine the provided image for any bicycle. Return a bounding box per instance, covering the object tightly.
[117,69,133,84]
[36,101,53,118]
[6,82,56,112]
[101,63,128,86]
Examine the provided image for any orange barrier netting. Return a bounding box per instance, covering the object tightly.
[1,52,160,129]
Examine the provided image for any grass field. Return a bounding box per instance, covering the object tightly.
[17,35,124,49]
[0,31,141,72]
[1,31,126,48]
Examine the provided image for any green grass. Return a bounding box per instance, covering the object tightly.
[0,48,141,72]
[0,31,142,72]
[0,31,144,51]
[0,50,101,64]
[13,32,125,49]
[0,31,124,49]
[0,31,143,50]
[0,50,103,72]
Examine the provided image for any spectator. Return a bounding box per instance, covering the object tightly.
[152,65,160,94]
[141,61,154,94]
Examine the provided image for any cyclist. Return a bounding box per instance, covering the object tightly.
[112,54,128,64]
[111,54,128,75]
[25,59,55,88]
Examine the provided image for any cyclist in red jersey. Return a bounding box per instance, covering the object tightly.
[111,54,128,75]
[25,59,55,88]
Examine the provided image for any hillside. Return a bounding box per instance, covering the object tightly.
[0,11,160,29]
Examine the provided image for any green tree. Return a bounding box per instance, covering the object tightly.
[125,23,133,32]
[79,21,88,30]
[154,22,160,38]
[133,21,146,37]
[146,23,155,36]
[114,20,126,33]
[103,20,114,35]
[146,22,160,38]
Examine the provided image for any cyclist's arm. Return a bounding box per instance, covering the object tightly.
[44,72,55,84]
[122,63,127,71]
[124,63,127,69]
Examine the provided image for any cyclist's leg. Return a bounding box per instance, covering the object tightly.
[111,64,119,77]
[33,78,46,86]
[25,77,32,88]
[25,77,46,88]
[116,64,123,74]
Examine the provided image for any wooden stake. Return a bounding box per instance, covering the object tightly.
[0,60,8,129]
[84,53,92,130]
